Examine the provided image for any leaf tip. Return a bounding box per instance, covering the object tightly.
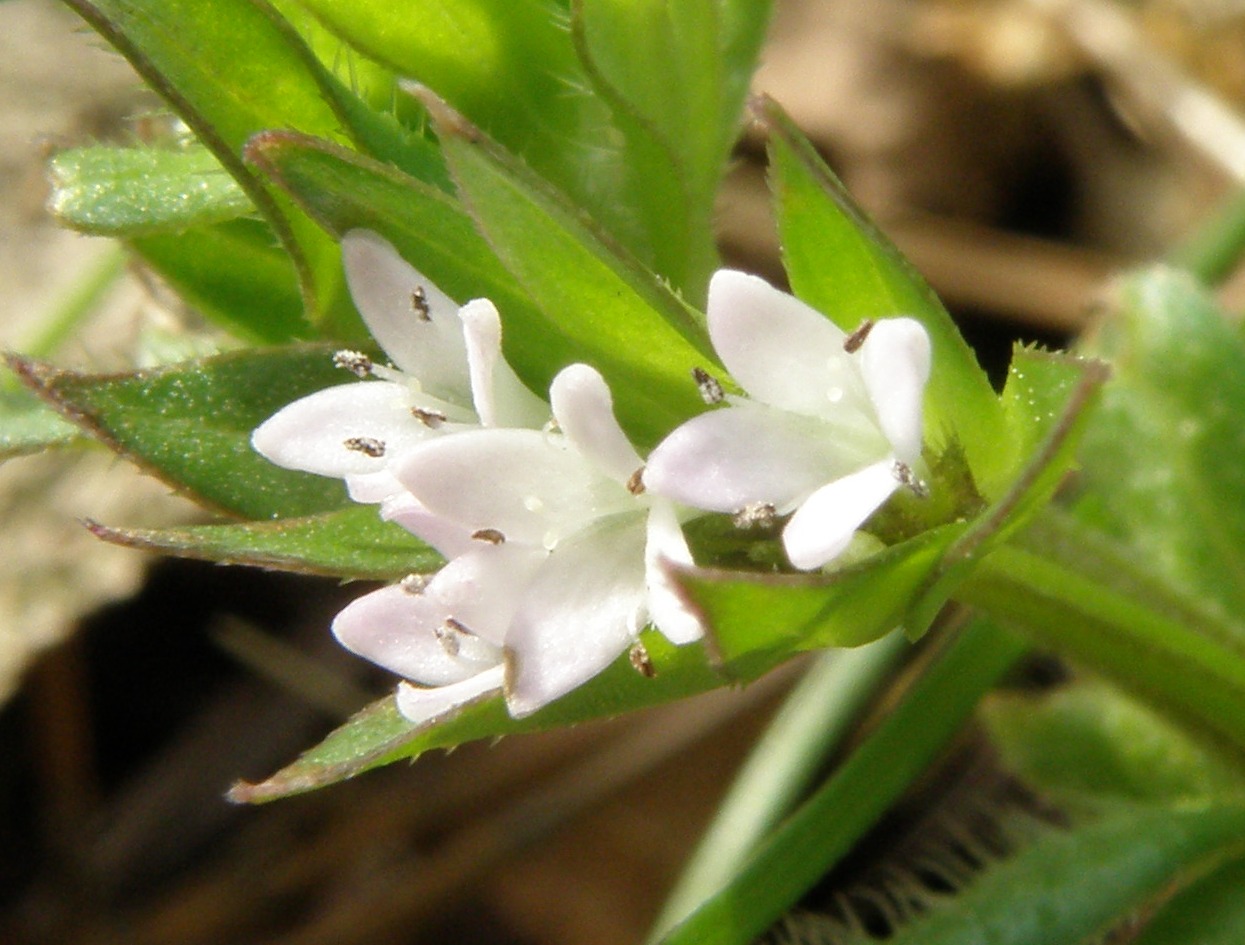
[401,82,480,144]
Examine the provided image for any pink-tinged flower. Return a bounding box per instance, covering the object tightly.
[331,364,703,725]
[644,270,931,571]
[250,230,546,533]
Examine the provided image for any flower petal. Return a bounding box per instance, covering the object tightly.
[331,582,501,686]
[644,400,880,512]
[644,501,703,645]
[550,363,643,484]
[331,542,542,685]
[504,517,648,717]
[394,428,632,548]
[395,666,505,726]
[707,270,866,418]
[782,458,900,570]
[250,380,436,479]
[458,298,547,429]
[380,491,477,558]
[858,318,930,465]
[341,230,471,403]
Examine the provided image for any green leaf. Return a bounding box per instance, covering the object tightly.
[873,801,1245,945]
[679,523,965,664]
[1138,856,1245,945]
[0,387,82,459]
[1075,266,1245,625]
[48,144,254,236]
[906,346,1107,633]
[244,131,572,390]
[86,504,440,580]
[130,218,308,344]
[8,347,351,519]
[231,630,786,802]
[984,679,1245,803]
[288,0,651,260]
[959,531,1245,754]
[424,92,715,448]
[760,96,1009,495]
[571,0,773,293]
[60,0,366,335]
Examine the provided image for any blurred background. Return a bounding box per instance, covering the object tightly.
[2,0,1244,941]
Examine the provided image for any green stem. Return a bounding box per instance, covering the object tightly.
[22,246,127,359]
[657,619,1027,945]
[648,631,909,942]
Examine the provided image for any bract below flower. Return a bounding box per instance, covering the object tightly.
[250,230,545,522]
[643,269,931,571]
[332,364,703,724]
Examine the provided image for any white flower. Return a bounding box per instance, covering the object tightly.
[331,363,703,724]
[250,230,545,531]
[643,269,931,571]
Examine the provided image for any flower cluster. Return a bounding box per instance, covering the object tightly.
[253,234,931,725]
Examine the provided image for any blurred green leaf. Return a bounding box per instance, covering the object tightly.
[48,145,254,236]
[9,346,351,518]
[130,218,308,344]
[571,0,772,293]
[873,801,1245,945]
[0,388,82,460]
[658,618,1026,945]
[231,629,786,802]
[1075,266,1245,625]
[761,96,1009,496]
[425,92,714,448]
[1138,856,1245,945]
[960,532,1245,754]
[86,504,440,579]
[985,680,1245,803]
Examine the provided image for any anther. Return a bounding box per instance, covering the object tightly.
[332,349,373,378]
[844,319,876,353]
[410,286,431,321]
[627,467,646,496]
[399,573,430,595]
[435,617,472,657]
[733,502,777,529]
[472,528,506,545]
[411,406,447,428]
[343,436,385,457]
[893,461,930,498]
[692,366,725,405]
[629,641,656,678]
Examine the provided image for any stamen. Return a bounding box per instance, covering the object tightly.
[332,349,373,378]
[733,502,777,530]
[435,617,473,657]
[893,461,930,498]
[399,573,430,595]
[411,406,447,428]
[629,641,656,678]
[844,319,876,353]
[691,366,725,405]
[472,528,506,545]
[627,467,646,496]
[343,436,385,457]
[410,286,431,321]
